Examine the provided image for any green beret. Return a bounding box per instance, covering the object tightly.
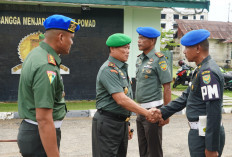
[106,33,131,47]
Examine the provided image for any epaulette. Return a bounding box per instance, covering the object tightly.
[155,52,164,58]
[47,54,56,66]
[108,62,116,67]
[137,53,142,57]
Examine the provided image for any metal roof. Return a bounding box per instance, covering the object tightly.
[0,0,210,10]
[176,19,232,41]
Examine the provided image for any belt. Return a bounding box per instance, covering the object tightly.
[24,119,63,128]
[140,99,163,109]
[97,109,130,122]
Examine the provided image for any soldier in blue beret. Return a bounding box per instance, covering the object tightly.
[154,29,225,157]
[92,33,161,157]
[135,26,172,157]
[17,14,80,157]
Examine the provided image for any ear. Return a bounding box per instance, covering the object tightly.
[151,38,157,45]
[58,33,63,43]
[110,47,114,53]
[195,44,200,54]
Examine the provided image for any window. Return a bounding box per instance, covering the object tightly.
[193,15,196,20]
[173,23,178,29]
[161,23,166,29]
[200,15,204,20]
[182,16,188,19]
[161,14,166,19]
[173,14,179,19]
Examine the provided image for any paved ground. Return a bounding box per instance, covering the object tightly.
[0,114,232,157]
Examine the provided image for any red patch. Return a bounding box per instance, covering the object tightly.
[108,62,116,67]
[110,69,118,74]
[155,52,164,58]
[47,54,56,66]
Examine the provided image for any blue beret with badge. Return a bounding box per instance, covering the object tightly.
[181,29,210,46]
[106,33,131,47]
[136,27,161,38]
[43,14,80,33]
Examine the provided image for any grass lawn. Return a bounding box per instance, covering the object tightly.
[0,101,96,112]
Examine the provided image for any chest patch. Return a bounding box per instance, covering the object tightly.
[47,71,56,84]
[47,54,56,66]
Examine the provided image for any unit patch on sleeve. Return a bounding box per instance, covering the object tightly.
[159,61,167,71]
[47,71,56,84]
[200,69,220,101]
[47,54,56,66]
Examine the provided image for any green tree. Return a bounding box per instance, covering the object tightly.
[160,29,180,51]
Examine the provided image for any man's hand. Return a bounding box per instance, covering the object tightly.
[146,108,161,123]
[158,118,170,126]
[205,149,219,157]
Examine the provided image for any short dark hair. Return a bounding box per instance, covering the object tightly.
[199,39,209,51]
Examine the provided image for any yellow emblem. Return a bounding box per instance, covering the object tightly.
[144,75,149,79]
[47,71,56,84]
[68,21,78,33]
[146,69,151,74]
[159,61,167,71]
[125,117,130,122]
[202,74,211,84]
[11,31,70,74]
[124,87,128,94]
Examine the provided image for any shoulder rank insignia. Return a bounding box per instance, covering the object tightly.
[47,71,56,84]
[110,69,118,74]
[47,54,56,66]
[155,52,164,58]
[108,62,116,67]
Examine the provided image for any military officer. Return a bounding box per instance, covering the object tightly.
[135,27,172,157]
[156,29,225,157]
[92,33,161,157]
[17,14,80,157]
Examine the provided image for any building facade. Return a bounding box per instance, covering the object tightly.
[0,0,210,101]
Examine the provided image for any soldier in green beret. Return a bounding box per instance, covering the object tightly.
[17,14,80,157]
[92,33,161,157]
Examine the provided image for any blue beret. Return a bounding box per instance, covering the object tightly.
[181,29,210,46]
[136,27,161,38]
[43,14,80,33]
[106,33,131,47]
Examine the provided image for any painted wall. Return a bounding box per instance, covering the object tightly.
[124,7,162,78]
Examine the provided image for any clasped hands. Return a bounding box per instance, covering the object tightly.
[145,108,169,125]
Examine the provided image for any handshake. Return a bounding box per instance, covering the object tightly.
[145,108,169,126]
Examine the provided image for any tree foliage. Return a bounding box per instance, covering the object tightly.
[160,29,180,51]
